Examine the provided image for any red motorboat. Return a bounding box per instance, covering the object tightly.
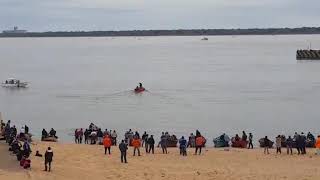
[134,87,145,93]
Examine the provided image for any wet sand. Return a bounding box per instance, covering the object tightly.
[0,141,320,180]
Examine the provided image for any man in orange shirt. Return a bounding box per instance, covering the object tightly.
[103,135,112,155]
[316,135,320,155]
[131,136,141,156]
[195,135,206,155]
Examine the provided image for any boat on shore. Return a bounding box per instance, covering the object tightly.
[2,78,28,88]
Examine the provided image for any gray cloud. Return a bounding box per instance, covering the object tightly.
[0,0,319,31]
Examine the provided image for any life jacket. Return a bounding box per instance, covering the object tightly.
[131,139,141,148]
[196,136,206,146]
[103,137,112,147]
[315,138,320,148]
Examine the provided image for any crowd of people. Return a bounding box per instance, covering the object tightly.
[1,120,54,171]
[2,120,320,168]
[71,125,207,163]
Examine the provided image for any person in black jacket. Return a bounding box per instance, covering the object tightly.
[119,140,128,163]
[44,147,53,172]
[147,135,155,154]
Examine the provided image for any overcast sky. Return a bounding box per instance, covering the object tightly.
[0,0,319,31]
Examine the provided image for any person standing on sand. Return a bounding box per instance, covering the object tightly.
[119,140,128,163]
[160,132,168,154]
[111,130,117,145]
[84,129,89,144]
[147,135,155,154]
[142,131,148,147]
[276,135,282,154]
[103,135,112,155]
[263,136,270,154]
[78,128,83,144]
[44,147,53,172]
[248,133,253,149]
[301,132,307,155]
[132,136,141,156]
[286,136,293,155]
[179,136,187,156]
[74,129,79,144]
[195,135,206,155]
[315,135,320,155]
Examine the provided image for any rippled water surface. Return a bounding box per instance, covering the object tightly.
[1,35,320,142]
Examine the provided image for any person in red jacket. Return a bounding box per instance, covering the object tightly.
[195,135,206,155]
[103,135,112,155]
[316,135,320,155]
[131,136,141,156]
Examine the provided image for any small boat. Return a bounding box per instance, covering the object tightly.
[201,37,208,41]
[231,137,248,148]
[134,87,146,93]
[213,134,230,148]
[41,136,58,142]
[2,78,28,88]
[258,138,274,148]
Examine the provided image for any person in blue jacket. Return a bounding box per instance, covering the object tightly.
[179,136,187,156]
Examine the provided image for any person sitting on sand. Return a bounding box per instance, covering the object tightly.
[263,136,270,154]
[44,147,53,172]
[179,136,187,156]
[23,140,31,157]
[195,135,206,155]
[11,139,22,154]
[132,136,141,156]
[147,135,155,154]
[276,135,282,154]
[316,135,320,155]
[103,135,112,155]
[119,140,128,163]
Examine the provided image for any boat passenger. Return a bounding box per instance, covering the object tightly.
[49,128,57,138]
[235,134,240,141]
[139,83,143,88]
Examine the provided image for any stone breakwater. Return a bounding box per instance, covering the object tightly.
[296,49,320,60]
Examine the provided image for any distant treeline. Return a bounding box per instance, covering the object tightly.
[1,27,320,37]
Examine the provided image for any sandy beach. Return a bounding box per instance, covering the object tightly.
[1,141,320,180]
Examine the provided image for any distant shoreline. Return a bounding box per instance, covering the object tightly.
[1,27,320,38]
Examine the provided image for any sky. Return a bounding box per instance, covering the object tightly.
[0,0,319,31]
